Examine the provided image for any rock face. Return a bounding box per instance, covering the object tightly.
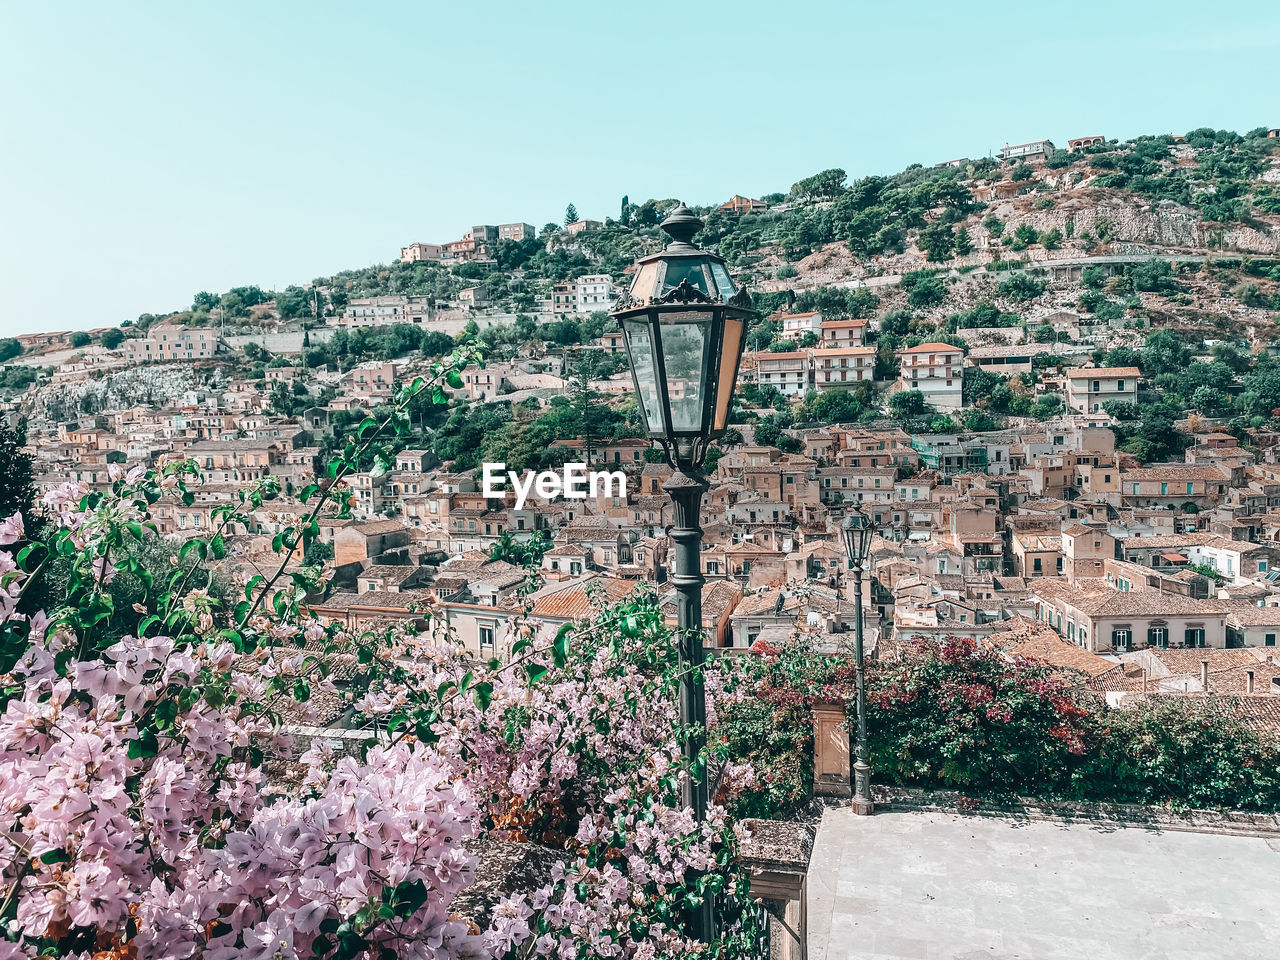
[999,195,1280,256]
[26,364,225,426]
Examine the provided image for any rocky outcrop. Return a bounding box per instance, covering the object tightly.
[25,364,225,426]
[997,195,1280,256]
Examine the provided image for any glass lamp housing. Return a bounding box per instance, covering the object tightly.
[611,203,755,469]
[842,509,874,567]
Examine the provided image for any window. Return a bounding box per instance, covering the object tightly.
[1187,482,1194,495]
[1112,627,1132,649]
[1033,558,1042,573]
[1184,625,1205,648]
[478,624,495,652]
[1148,622,1169,647]
[1161,482,1168,495]
[1266,634,1276,647]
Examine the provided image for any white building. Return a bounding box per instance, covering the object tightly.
[999,139,1055,161]
[780,311,823,341]
[896,342,964,412]
[400,242,443,263]
[338,296,433,329]
[756,350,811,397]
[813,346,875,391]
[1065,366,1139,415]
[553,275,617,315]
[122,322,223,363]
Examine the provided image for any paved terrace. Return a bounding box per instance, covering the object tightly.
[809,808,1280,960]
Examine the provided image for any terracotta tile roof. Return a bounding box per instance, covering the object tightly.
[897,342,964,354]
[1065,366,1141,378]
[528,577,637,620]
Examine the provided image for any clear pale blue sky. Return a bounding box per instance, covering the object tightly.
[3,1,1279,335]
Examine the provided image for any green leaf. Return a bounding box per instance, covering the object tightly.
[553,623,572,668]
[445,370,464,389]
[526,663,548,685]
[294,680,310,702]
[472,681,493,711]
[127,729,159,759]
[39,848,69,865]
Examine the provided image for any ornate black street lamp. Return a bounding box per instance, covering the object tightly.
[841,507,876,815]
[612,202,755,941]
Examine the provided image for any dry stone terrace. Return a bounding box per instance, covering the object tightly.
[808,808,1280,960]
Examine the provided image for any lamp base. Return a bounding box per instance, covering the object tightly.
[851,797,876,816]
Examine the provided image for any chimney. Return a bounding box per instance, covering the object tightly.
[1246,669,1256,694]
[1201,660,1209,691]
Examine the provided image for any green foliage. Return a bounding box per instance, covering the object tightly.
[1045,149,1073,169]
[793,285,880,319]
[867,638,1280,810]
[889,390,931,420]
[949,301,1020,329]
[1142,329,1193,377]
[1126,259,1182,294]
[488,529,552,568]
[919,221,955,262]
[982,214,1004,237]
[0,420,35,522]
[789,168,847,200]
[996,273,1046,301]
[907,278,946,308]
[0,339,22,362]
[797,386,869,424]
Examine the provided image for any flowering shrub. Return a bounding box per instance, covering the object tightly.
[0,352,767,957]
[869,636,1280,810]
[714,632,1280,819]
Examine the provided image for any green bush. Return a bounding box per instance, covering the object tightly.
[996,274,1046,301]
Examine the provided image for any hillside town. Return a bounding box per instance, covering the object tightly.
[6,128,1280,745]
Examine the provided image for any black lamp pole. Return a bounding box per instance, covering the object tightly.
[664,466,710,818]
[842,510,876,815]
[611,202,756,946]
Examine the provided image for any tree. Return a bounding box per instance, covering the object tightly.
[100,328,125,350]
[565,203,579,225]
[1040,228,1063,250]
[997,274,1046,301]
[907,278,946,308]
[889,390,930,420]
[0,339,23,362]
[619,195,631,224]
[70,331,92,348]
[0,419,35,521]
[1142,330,1191,377]
[919,221,955,262]
[192,291,219,311]
[954,226,973,256]
[789,168,847,201]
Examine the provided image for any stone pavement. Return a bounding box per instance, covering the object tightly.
[808,807,1280,960]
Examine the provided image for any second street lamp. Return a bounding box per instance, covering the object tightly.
[612,202,755,943]
[842,507,876,816]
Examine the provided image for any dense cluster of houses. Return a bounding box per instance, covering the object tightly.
[19,324,1280,735]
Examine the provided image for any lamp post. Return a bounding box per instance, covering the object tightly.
[841,507,876,816]
[612,202,755,942]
